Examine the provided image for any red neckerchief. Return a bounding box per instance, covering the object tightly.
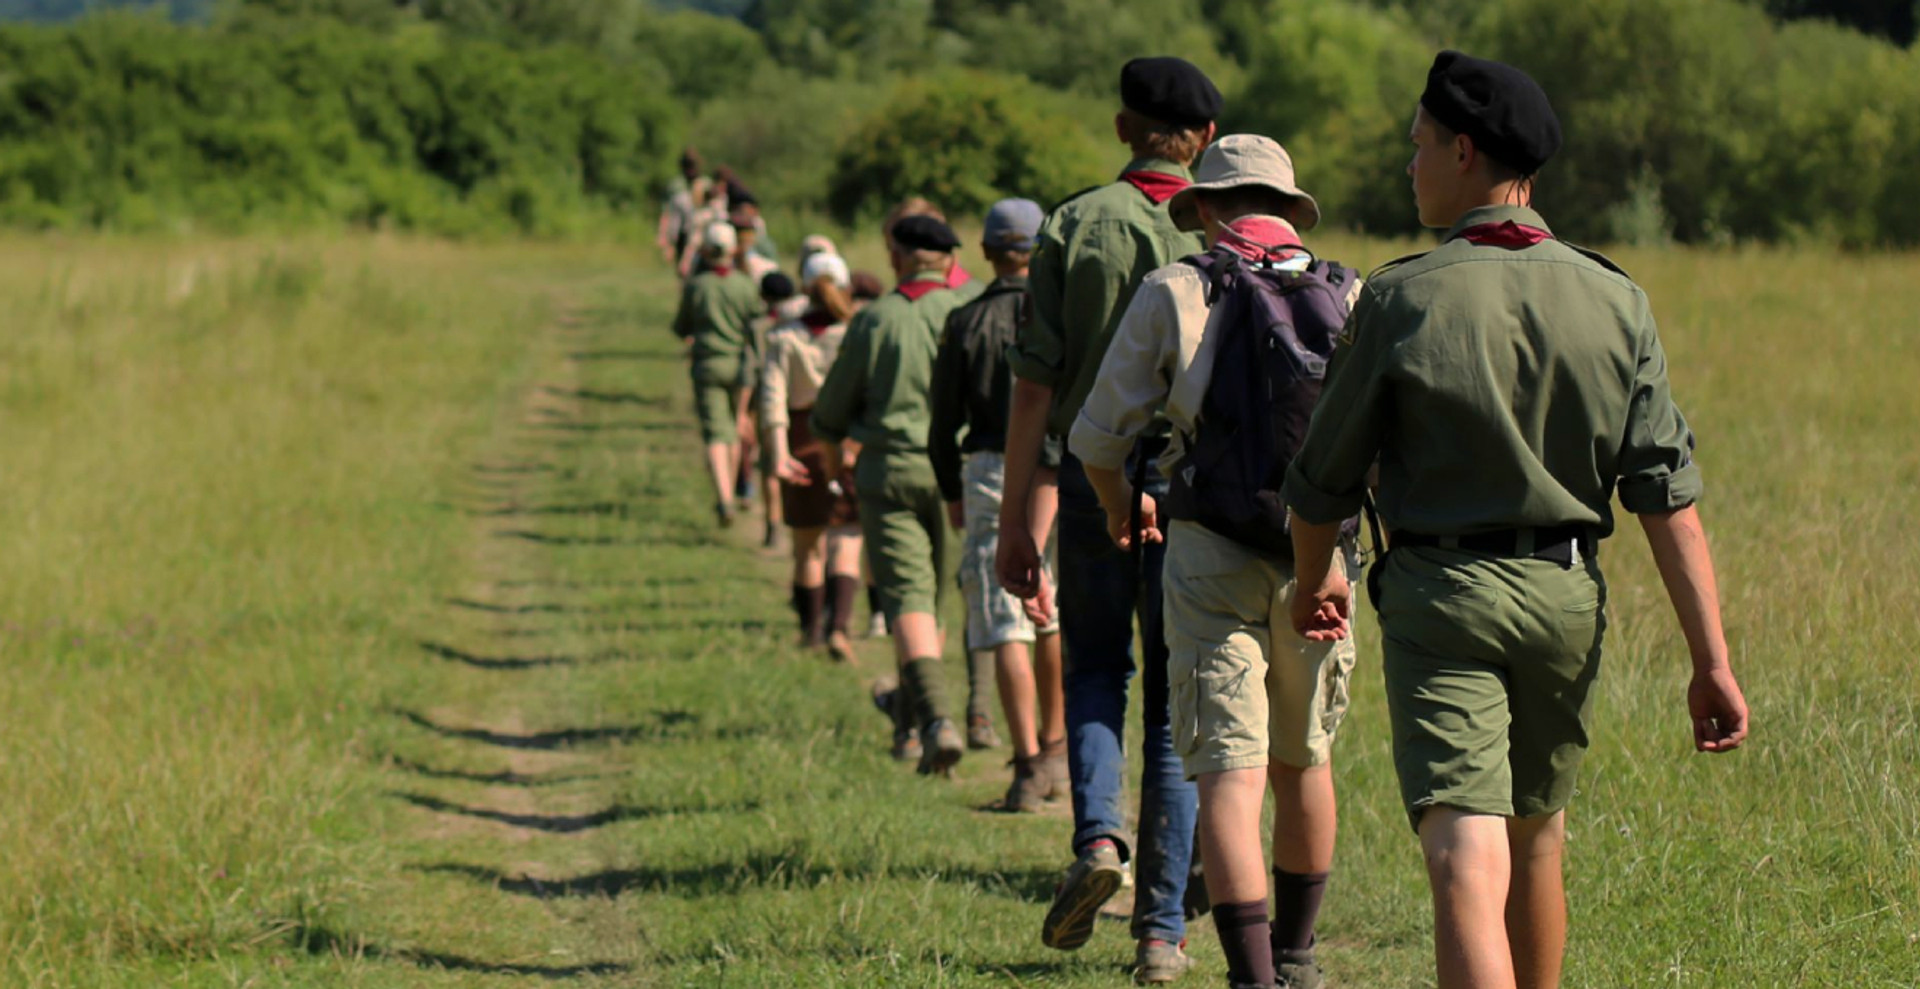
[896,276,951,302]
[710,265,733,277]
[1453,220,1553,248]
[1123,171,1190,205]
[1216,216,1305,263]
[946,265,973,289]
[801,310,837,337]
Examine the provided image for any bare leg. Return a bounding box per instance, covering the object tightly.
[704,442,737,512]
[993,640,1038,758]
[1506,812,1567,989]
[1269,762,1337,874]
[790,527,826,586]
[1197,768,1270,904]
[1420,808,1518,989]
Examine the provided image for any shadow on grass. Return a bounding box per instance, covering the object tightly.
[391,791,764,834]
[564,350,679,365]
[481,617,772,639]
[470,462,556,475]
[496,529,724,550]
[417,639,608,670]
[383,755,612,788]
[542,385,675,406]
[291,925,627,979]
[416,854,1058,903]
[526,421,680,433]
[469,502,633,519]
[391,707,711,750]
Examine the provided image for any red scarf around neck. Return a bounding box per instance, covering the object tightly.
[1216,216,1305,262]
[1453,220,1553,249]
[1123,170,1191,205]
[896,278,949,302]
[801,310,837,336]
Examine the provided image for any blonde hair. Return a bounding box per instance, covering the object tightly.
[807,276,856,324]
[1120,109,1208,166]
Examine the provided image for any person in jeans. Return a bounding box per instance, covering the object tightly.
[1073,135,1359,989]
[930,198,1068,813]
[997,56,1221,983]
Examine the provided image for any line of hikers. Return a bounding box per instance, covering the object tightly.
[666,51,1750,989]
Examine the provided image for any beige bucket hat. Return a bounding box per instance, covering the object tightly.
[1168,134,1321,233]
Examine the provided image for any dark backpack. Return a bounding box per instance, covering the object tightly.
[1163,246,1359,557]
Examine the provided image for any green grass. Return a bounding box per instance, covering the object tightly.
[0,234,1914,987]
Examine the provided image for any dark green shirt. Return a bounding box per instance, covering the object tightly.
[1011,158,1204,437]
[811,271,978,493]
[929,275,1064,503]
[672,268,763,382]
[1284,205,1702,539]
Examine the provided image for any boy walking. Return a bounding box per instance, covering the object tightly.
[671,222,764,527]
[1284,52,1749,989]
[930,198,1068,813]
[1072,135,1359,989]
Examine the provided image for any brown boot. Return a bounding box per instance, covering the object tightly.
[1038,735,1068,801]
[998,752,1049,813]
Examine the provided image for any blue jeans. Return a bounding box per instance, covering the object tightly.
[1056,447,1197,944]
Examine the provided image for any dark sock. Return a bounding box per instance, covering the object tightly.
[788,583,808,627]
[802,584,828,645]
[1211,900,1275,987]
[867,584,886,629]
[827,575,860,634]
[899,655,949,726]
[966,648,994,721]
[1271,869,1329,961]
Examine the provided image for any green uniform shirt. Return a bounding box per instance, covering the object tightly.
[1284,205,1702,539]
[811,270,978,493]
[1012,158,1204,437]
[672,268,763,382]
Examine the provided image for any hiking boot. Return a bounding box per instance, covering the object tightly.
[1040,840,1125,951]
[826,630,854,663]
[891,726,921,762]
[1274,951,1324,989]
[870,677,898,719]
[997,753,1048,813]
[714,501,734,528]
[966,714,1001,750]
[917,718,964,777]
[1038,736,1068,801]
[761,519,780,550]
[1131,938,1192,985]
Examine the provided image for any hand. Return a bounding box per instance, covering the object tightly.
[1104,492,1163,551]
[773,456,811,486]
[1024,571,1057,626]
[1687,667,1749,752]
[736,415,756,448]
[996,526,1042,600]
[1290,568,1352,642]
[946,501,965,532]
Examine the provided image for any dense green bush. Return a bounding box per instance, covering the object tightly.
[824,71,1110,224]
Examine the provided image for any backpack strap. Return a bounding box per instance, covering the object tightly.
[1181,248,1243,307]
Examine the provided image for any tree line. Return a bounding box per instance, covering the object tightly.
[0,0,1915,243]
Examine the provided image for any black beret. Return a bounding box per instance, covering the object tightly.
[759,271,796,301]
[1120,56,1222,129]
[890,214,961,252]
[1420,51,1561,176]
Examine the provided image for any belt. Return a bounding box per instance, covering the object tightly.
[1391,525,1591,568]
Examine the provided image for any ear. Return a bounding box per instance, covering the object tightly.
[1201,121,1219,145]
[1114,112,1130,145]
[1454,132,1477,175]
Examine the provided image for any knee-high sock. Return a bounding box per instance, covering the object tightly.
[1212,900,1275,987]
[1271,869,1329,960]
[899,655,949,727]
[966,648,994,722]
[827,574,860,635]
[801,584,828,646]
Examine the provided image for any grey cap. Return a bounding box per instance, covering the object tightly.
[1168,134,1321,233]
[982,198,1045,252]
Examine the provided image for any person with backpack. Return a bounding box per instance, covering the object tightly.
[672,222,764,528]
[997,56,1218,982]
[1283,53,1749,989]
[929,198,1069,813]
[1070,135,1360,989]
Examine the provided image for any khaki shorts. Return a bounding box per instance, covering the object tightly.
[1164,521,1357,777]
[858,472,951,622]
[1376,545,1606,833]
[689,362,741,447]
[958,452,1057,648]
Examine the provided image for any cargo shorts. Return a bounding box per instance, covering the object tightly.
[957,452,1058,649]
[1163,520,1358,777]
[689,359,742,447]
[1375,545,1607,832]
[858,471,951,623]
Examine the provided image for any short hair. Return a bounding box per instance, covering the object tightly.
[679,148,702,178]
[1194,185,1306,223]
[850,271,884,301]
[1120,109,1207,166]
[984,246,1033,269]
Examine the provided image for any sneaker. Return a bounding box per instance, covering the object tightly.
[1038,736,1068,801]
[966,714,1001,750]
[996,753,1049,813]
[890,726,921,763]
[714,502,734,528]
[1131,939,1192,985]
[917,718,964,777]
[1274,950,1324,989]
[865,612,888,639]
[869,677,898,719]
[1040,840,1125,952]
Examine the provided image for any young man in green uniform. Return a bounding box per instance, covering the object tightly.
[1283,52,1751,989]
[812,214,983,777]
[929,198,1067,813]
[996,55,1219,982]
[672,221,765,527]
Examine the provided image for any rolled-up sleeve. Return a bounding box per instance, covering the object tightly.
[1069,278,1170,471]
[1284,288,1391,524]
[810,316,869,444]
[760,332,791,430]
[1010,223,1068,387]
[1615,298,1703,513]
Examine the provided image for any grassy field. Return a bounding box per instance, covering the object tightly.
[0,232,1913,988]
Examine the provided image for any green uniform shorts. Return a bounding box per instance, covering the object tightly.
[689,360,742,447]
[1376,545,1607,832]
[858,470,951,623]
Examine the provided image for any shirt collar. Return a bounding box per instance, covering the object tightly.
[1118,157,1193,182]
[986,274,1029,294]
[1443,204,1552,242]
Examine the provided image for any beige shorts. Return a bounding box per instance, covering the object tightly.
[1164,520,1357,777]
[958,452,1058,648]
